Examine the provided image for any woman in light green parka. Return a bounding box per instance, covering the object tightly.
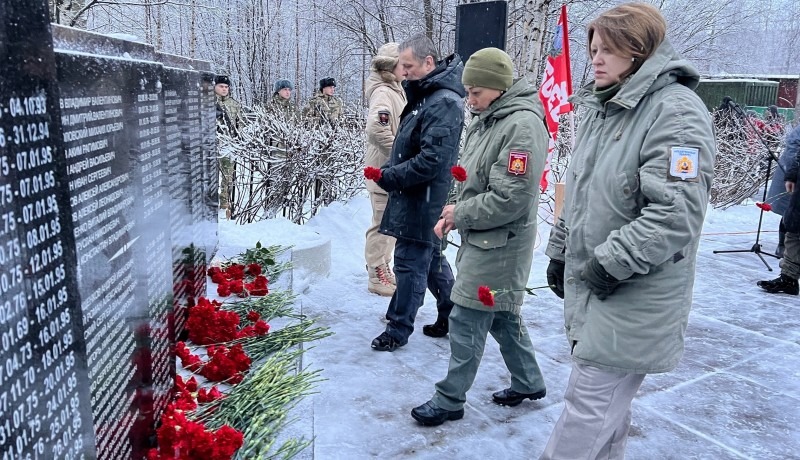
[541,3,715,459]
[410,48,550,427]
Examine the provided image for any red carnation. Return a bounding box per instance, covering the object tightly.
[225,264,246,280]
[254,320,270,335]
[478,285,495,307]
[217,282,231,297]
[756,201,773,212]
[246,311,261,322]
[208,386,223,400]
[229,279,244,294]
[210,272,227,284]
[364,166,382,181]
[207,266,222,277]
[253,275,269,289]
[451,165,467,182]
[246,263,262,276]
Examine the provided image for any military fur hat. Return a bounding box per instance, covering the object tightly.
[274,79,294,93]
[462,47,514,91]
[371,42,400,72]
[319,77,337,90]
[214,75,231,86]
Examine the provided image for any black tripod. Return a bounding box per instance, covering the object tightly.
[713,100,786,271]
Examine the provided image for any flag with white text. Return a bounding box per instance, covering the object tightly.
[537,4,573,191]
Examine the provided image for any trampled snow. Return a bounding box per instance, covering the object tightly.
[216,194,799,460]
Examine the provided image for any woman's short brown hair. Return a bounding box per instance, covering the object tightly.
[588,2,666,69]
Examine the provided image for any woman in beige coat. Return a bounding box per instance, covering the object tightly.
[363,43,407,296]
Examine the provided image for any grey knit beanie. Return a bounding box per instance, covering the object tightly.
[462,47,514,91]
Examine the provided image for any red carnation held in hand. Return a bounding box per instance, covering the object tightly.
[477,286,495,307]
[364,166,382,181]
[451,165,467,182]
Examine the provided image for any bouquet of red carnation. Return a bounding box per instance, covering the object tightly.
[209,263,269,298]
[147,404,243,460]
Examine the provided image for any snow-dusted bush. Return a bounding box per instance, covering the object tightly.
[218,106,365,224]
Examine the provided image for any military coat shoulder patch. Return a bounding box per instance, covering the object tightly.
[668,146,700,181]
[507,151,530,176]
[378,110,390,126]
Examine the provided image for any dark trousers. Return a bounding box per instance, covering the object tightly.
[385,239,454,344]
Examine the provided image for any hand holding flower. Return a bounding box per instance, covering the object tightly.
[435,204,456,238]
[364,166,382,181]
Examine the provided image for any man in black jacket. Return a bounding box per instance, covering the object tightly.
[758,123,800,295]
[368,34,466,351]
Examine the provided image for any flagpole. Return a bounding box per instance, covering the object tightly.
[562,3,575,151]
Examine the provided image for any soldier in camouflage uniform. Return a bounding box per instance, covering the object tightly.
[305,77,343,125]
[270,79,297,117]
[214,74,243,215]
[215,75,243,134]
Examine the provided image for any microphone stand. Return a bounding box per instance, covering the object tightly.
[713,101,787,271]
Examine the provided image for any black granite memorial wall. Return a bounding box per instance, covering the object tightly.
[0,2,217,457]
[0,2,97,459]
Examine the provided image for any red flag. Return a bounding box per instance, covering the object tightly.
[538,4,573,192]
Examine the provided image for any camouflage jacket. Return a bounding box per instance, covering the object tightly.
[305,93,343,124]
[216,95,243,133]
[270,93,297,117]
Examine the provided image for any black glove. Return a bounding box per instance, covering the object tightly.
[580,258,619,300]
[546,260,565,299]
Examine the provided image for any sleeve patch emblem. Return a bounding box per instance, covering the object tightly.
[507,151,530,175]
[378,110,390,126]
[668,146,700,181]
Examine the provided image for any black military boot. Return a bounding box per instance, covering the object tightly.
[422,317,448,338]
[757,274,799,295]
[411,401,464,426]
[492,388,547,407]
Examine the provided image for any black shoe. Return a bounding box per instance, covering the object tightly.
[410,401,464,426]
[492,388,547,407]
[371,332,402,351]
[775,244,785,258]
[422,318,449,338]
[757,274,799,295]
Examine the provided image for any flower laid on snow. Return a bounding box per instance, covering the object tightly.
[185,297,271,346]
[477,286,495,307]
[146,404,243,460]
[208,263,269,297]
[164,243,330,458]
[756,201,773,212]
[364,166,382,181]
[451,165,467,182]
[197,385,224,404]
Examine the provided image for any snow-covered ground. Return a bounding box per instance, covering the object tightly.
[218,194,799,460]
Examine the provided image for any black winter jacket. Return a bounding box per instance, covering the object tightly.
[784,126,800,232]
[378,54,466,246]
